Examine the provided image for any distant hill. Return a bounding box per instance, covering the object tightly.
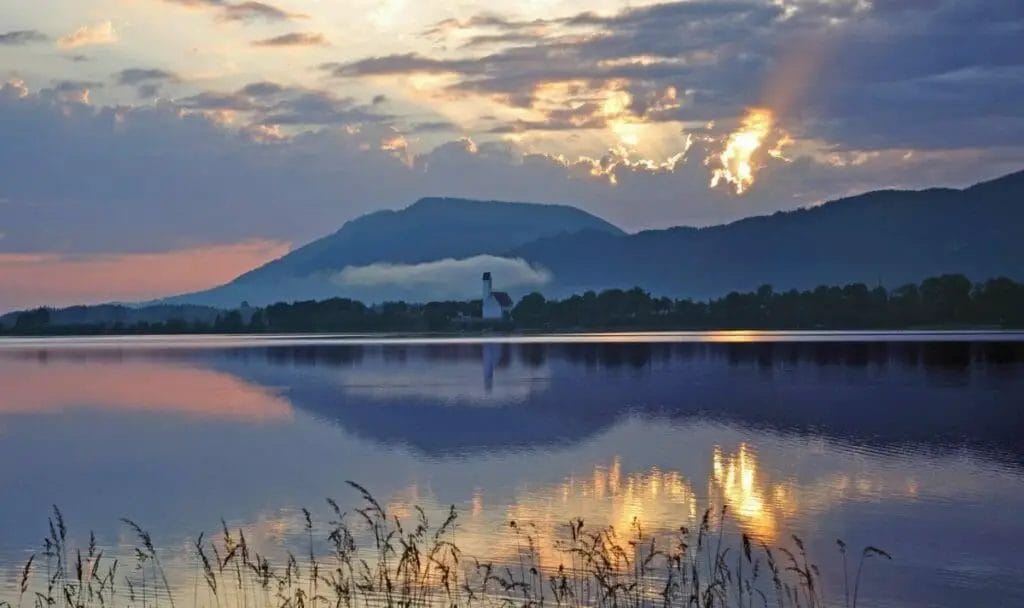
[510,169,1024,298]
[164,197,624,307]
[0,303,220,329]
[164,170,1023,306]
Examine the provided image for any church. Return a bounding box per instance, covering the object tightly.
[481,272,513,319]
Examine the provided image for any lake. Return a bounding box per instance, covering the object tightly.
[1,332,1022,607]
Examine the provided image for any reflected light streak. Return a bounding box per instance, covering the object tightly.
[710,443,782,540]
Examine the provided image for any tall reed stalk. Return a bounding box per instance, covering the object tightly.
[5,484,890,608]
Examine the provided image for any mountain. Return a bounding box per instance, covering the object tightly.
[165,197,624,307]
[510,170,1024,298]
[169,170,1024,307]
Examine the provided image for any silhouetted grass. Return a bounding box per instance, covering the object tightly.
[4,483,891,608]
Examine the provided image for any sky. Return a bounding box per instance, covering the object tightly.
[1,0,1023,310]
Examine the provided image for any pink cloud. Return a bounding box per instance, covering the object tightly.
[0,239,290,311]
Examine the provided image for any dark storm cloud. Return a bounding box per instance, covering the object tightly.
[251,32,326,47]
[0,30,49,45]
[332,0,1024,151]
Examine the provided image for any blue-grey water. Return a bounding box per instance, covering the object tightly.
[0,332,1022,607]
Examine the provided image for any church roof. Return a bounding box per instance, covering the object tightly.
[491,291,513,307]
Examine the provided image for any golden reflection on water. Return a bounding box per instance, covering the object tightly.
[710,443,790,540]
[378,447,798,572]
[380,442,893,572]
[457,458,701,570]
[10,437,988,605]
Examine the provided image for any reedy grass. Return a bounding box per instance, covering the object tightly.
[5,483,890,608]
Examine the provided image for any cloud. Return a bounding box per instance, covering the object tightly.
[410,121,458,133]
[1,79,1021,266]
[324,53,471,77]
[329,0,1024,151]
[239,81,285,96]
[156,0,303,22]
[334,255,552,302]
[158,0,224,6]
[0,30,48,45]
[459,32,546,49]
[251,32,326,47]
[114,68,179,98]
[57,21,117,49]
[260,91,387,126]
[50,79,104,104]
[176,82,390,126]
[115,68,178,86]
[222,1,302,22]
[0,240,290,311]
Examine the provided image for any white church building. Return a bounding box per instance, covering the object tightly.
[481,272,513,319]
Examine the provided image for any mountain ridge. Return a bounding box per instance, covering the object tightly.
[157,168,1024,306]
[163,196,624,307]
[507,170,1023,298]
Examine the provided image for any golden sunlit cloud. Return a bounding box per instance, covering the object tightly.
[57,21,118,49]
[709,108,791,195]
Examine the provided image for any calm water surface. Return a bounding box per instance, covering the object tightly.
[1,332,1022,607]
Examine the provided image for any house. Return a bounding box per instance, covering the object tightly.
[481,272,513,319]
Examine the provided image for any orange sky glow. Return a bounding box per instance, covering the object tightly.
[0,240,290,311]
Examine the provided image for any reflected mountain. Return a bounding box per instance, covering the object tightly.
[196,340,1024,462]
[4,339,1020,462]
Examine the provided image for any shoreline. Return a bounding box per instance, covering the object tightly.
[2,327,1024,348]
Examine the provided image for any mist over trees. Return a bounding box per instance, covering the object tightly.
[2,274,1022,336]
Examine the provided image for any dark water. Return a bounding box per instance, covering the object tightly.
[1,333,1022,607]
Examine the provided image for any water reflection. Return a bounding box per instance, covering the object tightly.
[1,336,1023,606]
[0,357,291,421]
[711,444,780,539]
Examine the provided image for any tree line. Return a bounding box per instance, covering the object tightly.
[3,274,1022,336]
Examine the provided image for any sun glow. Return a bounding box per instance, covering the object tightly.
[709,108,787,195]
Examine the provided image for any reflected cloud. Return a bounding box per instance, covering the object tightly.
[351,344,547,403]
[0,359,292,422]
